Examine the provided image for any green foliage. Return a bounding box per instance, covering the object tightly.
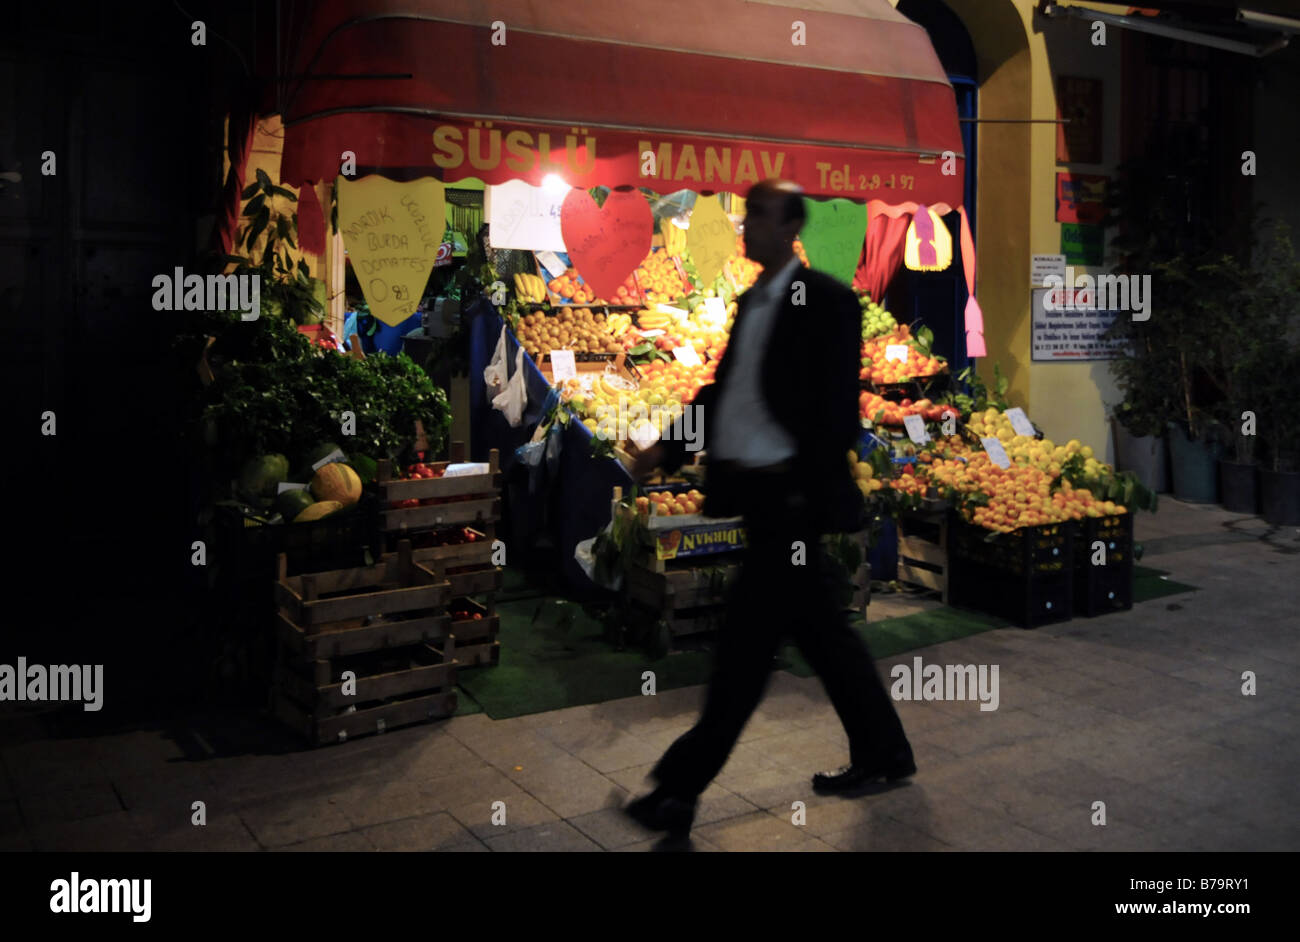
[225,173,325,326]
[945,363,1010,416]
[190,315,451,488]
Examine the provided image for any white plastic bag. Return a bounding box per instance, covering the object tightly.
[483,325,509,398]
[575,528,623,591]
[491,345,529,427]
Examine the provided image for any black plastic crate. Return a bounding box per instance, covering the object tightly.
[948,518,1072,577]
[1069,514,1135,616]
[949,559,1073,629]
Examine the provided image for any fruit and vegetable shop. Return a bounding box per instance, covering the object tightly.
[189,0,1161,741]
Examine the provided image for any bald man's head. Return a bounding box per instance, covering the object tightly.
[742,179,805,268]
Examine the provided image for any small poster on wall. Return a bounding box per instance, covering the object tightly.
[1056,173,1108,224]
[1061,223,1104,266]
[1056,77,1103,164]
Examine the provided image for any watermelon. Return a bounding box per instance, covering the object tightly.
[294,500,343,523]
[311,462,362,506]
[275,488,316,522]
[236,454,289,507]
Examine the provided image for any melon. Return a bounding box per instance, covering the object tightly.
[310,462,362,506]
[294,500,343,523]
[275,488,316,522]
[294,442,345,482]
[236,454,289,506]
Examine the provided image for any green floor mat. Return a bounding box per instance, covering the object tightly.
[454,598,715,719]
[1133,565,1198,602]
[455,565,1199,719]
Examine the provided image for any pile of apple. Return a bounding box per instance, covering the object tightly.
[858,293,898,340]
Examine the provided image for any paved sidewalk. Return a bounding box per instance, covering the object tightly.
[2,500,1297,851]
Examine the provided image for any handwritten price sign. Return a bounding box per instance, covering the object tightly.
[800,197,868,286]
[487,179,566,251]
[338,176,446,327]
[685,195,734,285]
[560,188,653,301]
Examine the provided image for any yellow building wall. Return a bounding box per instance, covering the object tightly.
[901,0,1132,462]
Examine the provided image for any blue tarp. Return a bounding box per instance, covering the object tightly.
[468,299,632,595]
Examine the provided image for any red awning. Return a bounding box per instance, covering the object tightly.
[275,0,965,204]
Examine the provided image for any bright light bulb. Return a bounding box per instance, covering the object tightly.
[541,174,569,195]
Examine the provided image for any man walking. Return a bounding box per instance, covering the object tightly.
[625,180,915,839]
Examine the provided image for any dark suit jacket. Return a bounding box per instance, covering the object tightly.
[661,264,864,534]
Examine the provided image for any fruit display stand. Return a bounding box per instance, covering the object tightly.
[376,444,504,667]
[947,517,1075,629]
[270,541,457,746]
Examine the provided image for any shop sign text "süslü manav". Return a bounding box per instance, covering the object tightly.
[428,120,960,202]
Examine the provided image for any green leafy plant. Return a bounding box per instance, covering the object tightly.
[222,169,325,325]
[192,315,451,490]
[945,363,1010,416]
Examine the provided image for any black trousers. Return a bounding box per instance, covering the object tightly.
[651,469,911,799]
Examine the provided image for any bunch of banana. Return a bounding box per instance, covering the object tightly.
[662,222,688,257]
[637,310,672,331]
[607,312,633,338]
[512,272,548,303]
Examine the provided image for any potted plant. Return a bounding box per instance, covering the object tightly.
[1244,225,1300,524]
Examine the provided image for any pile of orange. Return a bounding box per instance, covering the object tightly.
[638,358,714,403]
[636,488,705,517]
[860,325,946,384]
[635,249,692,305]
[547,268,596,305]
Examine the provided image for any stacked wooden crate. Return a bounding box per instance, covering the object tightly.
[896,500,951,603]
[612,488,870,656]
[376,444,503,667]
[270,540,457,745]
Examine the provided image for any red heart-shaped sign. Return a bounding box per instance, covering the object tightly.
[560,188,653,302]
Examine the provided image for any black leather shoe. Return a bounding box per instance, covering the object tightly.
[624,789,697,838]
[811,755,916,794]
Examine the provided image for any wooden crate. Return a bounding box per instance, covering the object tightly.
[896,507,950,603]
[274,542,451,659]
[403,526,496,567]
[272,683,458,746]
[449,596,499,645]
[377,444,502,536]
[275,640,457,714]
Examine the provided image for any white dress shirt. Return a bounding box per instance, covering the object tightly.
[709,255,802,467]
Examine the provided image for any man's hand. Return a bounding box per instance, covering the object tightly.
[630,443,666,481]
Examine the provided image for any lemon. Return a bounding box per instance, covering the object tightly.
[997,428,1014,443]
[1066,439,1082,452]
[1080,445,1094,459]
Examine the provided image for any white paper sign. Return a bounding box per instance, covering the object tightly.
[443,462,490,478]
[536,250,567,281]
[700,297,727,326]
[311,448,348,471]
[885,344,910,363]
[487,181,566,251]
[1004,407,1036,438]
[628,422,660,451]
[549,349,577,382]
[902,414,930,444]
[656,303,688,317]
[672,345,702,367]
[276,481,310,494]
[981,437,1011,469]
[638,328,666,338]
[1031,254,1067,287]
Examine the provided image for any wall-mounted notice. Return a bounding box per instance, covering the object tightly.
[1031,287,1129,361]
[338,176,446,326]
[1031,254,1066,288]
[488,180,567,251]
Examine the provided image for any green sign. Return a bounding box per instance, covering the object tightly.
[1061,223,1103,266]
[801,198,868,286]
